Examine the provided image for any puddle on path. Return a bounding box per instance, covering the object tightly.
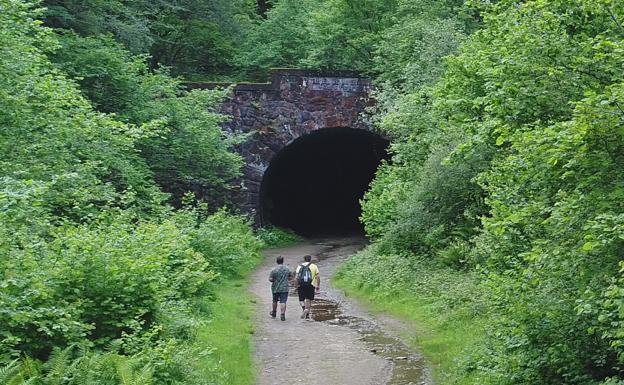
[285,239,428,384]
[310,299,341,321]
[310,298,427,385]
[313,244,341,262]
[312,237,366,262]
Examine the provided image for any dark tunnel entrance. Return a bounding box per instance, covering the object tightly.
[260,127,390,236]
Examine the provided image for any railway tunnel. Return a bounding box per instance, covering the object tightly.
[260,127,389,236]
[191,69,383,235]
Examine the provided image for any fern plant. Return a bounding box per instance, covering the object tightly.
[0,359,40,385]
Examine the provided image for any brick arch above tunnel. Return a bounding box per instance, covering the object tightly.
[189,69,379,222]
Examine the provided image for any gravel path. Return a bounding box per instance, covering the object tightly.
[250,237,431,385]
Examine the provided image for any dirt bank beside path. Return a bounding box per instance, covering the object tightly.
[250,236,431,385]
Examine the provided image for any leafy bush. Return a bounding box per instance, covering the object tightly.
[51,32,150,114]
[49,31,244,207]
[437,240,471,270]
[473,82,624,384]
[135,88,244,206]
[373,0,470,91]
[0,203,259,378]
[180,208,262,277]
[0,5,261,385]
[356,0,624,383]
[42,0,253,78]
[0,348,155,385]
[255,226,304,248]
[382,138,489,256]
[236,0,398,78]
[359,161,412,240]
[0,211,212,359]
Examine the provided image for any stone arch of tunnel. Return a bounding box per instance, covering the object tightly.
[259,127,390,236]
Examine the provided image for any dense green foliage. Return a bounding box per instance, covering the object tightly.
[48,32,243,206]
[351,0,624,384]
[1,1,259,384]
[42,0,255,79]
[235,0,401,78]
[5,0,624,383]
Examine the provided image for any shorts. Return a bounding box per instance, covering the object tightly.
[298,285,315,301]
[272,292,288,304]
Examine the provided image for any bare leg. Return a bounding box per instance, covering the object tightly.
[280,302,286,315]
[299,300,306,318]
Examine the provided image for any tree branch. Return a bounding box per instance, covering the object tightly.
[613,100,624,120]
[608,8,624,36]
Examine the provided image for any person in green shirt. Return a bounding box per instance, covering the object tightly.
[269,256,293,321]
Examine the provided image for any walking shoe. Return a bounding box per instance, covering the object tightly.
[280,313,286,321]
[305,312,310,320]
[270,310,276,318]
[300,309,306,319]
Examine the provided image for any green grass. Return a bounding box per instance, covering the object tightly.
[334,283,490,384]
[333,248,494,385]
[193,276,258,385]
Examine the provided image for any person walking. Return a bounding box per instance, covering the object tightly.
[269,255,293,321]
[295,255,320,320]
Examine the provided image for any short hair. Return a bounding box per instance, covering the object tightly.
[304,255,312,262]
[276,256,284,264]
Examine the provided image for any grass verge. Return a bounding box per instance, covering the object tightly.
[333,245,493,385]
[193,271,259,385]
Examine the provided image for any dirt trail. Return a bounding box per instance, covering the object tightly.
[250,237,432,385]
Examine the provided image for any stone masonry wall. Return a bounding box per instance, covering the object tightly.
[188,69,375,220]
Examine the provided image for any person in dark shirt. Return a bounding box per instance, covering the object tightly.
[269,255,293,321]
